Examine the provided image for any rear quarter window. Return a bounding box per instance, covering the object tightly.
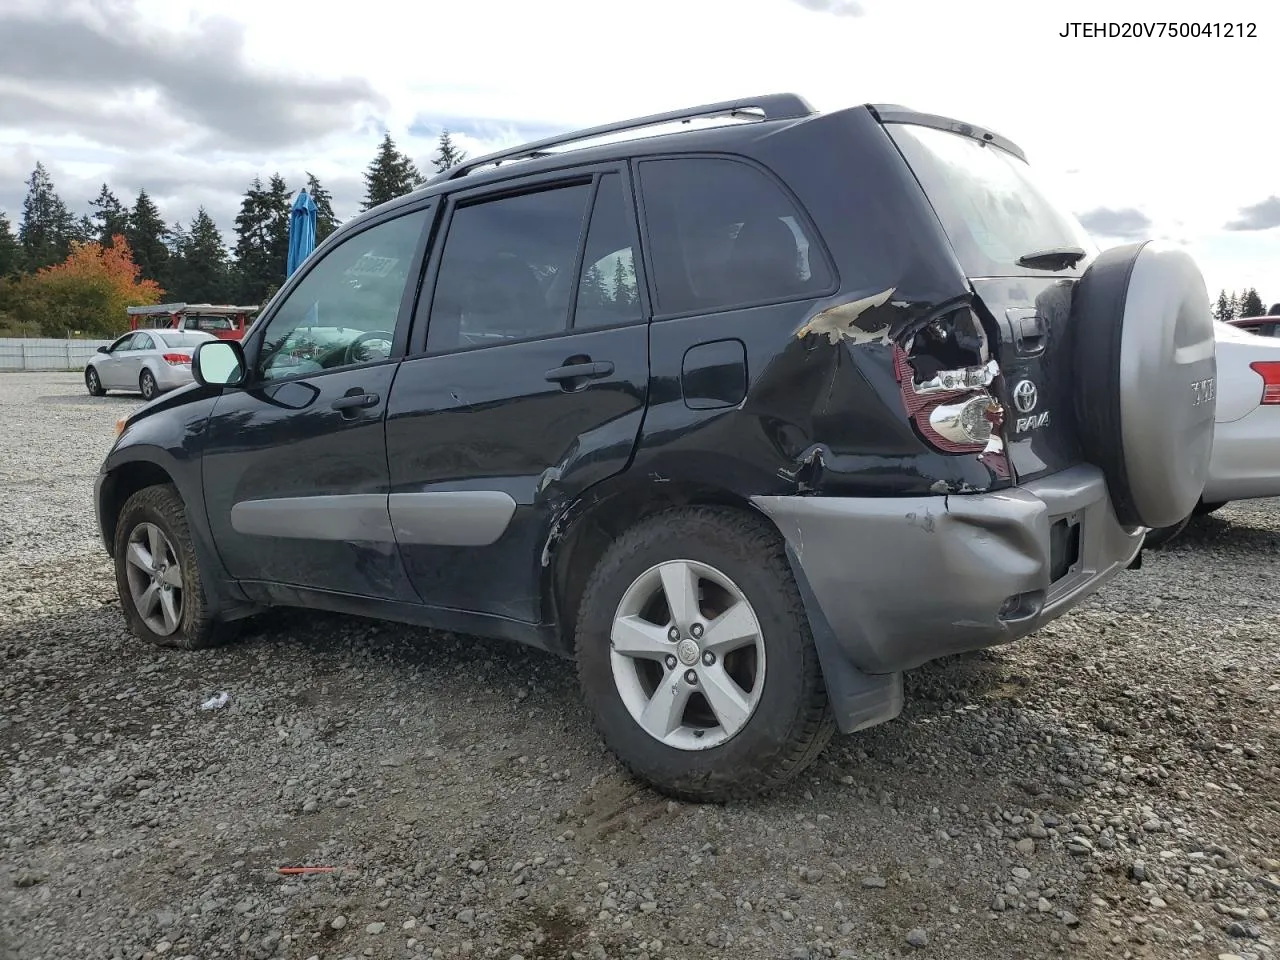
[637,157,833,315]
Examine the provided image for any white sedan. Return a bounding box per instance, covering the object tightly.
[84,329,217,401]
[1146,319,1280,546]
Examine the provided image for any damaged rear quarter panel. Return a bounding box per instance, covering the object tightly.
[629,288,1012,502]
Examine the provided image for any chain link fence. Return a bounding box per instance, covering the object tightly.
[0,339,112,372]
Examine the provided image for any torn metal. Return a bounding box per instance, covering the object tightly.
[794,288,898,345]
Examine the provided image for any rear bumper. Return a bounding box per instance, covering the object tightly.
[1203,405,1280,503]
[151,363,194,391]
[752,463,1142,678]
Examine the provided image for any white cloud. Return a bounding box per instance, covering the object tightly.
[0,0,1275,299]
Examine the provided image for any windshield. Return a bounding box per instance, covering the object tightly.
[887,123,1097,278]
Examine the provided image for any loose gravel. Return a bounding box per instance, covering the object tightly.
[2,373,1278,960]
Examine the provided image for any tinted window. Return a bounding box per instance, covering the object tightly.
[887,123,1098,278]
[574,174,643,329]
[133,334,155,351]
[427,184,592,352]
[638,158,832,315]
[256,208,429,382]
[188,315,232,331]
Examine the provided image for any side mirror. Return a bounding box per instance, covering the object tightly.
[96,346,109,354]
[193,340,247,388]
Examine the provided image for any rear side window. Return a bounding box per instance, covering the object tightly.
[427,184,593,352]
[637,157,832,316]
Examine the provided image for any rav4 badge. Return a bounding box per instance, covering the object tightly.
[1012,379,1050,433]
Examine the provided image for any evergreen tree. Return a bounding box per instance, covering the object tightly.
[431,130,468,173]
[127,189,170,287]
[1229,290,1242,320]
[579,264,609,309]
[89,184,130,246]
[612,257,636,306]
[361,134,423,211]
[172,207,230,303]
[305,172,339,242]
[1240,288,1266,318]
[1213,290,1233,323]
[265,174,293,282]
[75,215,96,244]
[0,211,21,277]
[231,177,288,304]
[18,162,75,270]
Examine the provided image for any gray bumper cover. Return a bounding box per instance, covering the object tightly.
[753,464,1142,723]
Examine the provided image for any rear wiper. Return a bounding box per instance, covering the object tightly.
[1015,246,1088,271]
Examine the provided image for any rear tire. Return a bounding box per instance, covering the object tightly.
[114,484,236,650]
[139,369,158,401]
[575,506,834,803]
[85,366,105,396]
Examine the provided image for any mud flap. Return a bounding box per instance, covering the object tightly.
[784,543,904,735]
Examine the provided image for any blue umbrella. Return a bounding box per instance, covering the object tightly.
[286,189,319,277]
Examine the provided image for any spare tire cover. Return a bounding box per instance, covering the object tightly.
[1071,240,1215,529]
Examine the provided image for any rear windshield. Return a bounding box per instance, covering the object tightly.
[161,333,214,347]
[887,123,1097,278]
[187,315,234,330]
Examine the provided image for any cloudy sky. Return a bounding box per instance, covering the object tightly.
[0,0,1276,303]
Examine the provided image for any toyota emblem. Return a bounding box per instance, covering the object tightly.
[1012,380,1039,414]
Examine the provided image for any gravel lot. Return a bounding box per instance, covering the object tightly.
[2,372,1278,960]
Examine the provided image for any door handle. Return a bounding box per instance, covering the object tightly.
[331,391,380,411]
[544,361,614,384]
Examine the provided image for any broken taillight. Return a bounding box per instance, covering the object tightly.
[162,353,191,365]
[894,306,1009,477]
[1250,361,1280,404]
[895,347,1000,454]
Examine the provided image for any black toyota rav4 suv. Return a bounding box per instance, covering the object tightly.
[97,94,1216,801]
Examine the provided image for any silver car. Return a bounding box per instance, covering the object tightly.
[84,330,218,400]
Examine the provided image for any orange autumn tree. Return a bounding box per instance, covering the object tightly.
[21,234,164,337]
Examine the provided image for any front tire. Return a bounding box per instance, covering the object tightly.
[114,484,234,650]
[575,506,834,803]
[139,369,158,400]
[85,366,105,396]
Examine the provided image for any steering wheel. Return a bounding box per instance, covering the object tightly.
[344,331,395,366]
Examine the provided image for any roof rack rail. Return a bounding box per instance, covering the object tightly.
[435,93,816,183]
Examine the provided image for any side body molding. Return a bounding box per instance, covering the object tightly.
[388,491,517,546]
[230,491,517,547]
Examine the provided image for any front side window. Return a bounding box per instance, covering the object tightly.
[256,208,430,381]
[426,184,593,353]
[638,157,833,315]
[110,334,137,352]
